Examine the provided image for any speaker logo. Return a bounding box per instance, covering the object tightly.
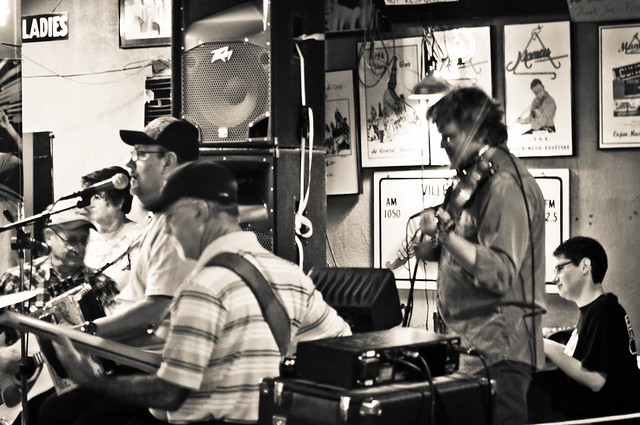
[211,46,233,63]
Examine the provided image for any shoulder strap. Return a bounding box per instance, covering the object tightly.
[205,252,291,356]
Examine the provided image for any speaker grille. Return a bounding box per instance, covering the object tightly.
[182,41,271,143]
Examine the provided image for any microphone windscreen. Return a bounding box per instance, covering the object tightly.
[112,173,129,190]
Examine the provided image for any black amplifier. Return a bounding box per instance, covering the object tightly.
[294,328,460,388]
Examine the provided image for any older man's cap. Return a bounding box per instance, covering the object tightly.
[120,116,200,162]
[46,208,96,231]
[148,159,238,212]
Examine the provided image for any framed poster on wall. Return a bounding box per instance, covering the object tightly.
[358,36,425,167]
[373,168,570,290]
[325,70,361,195]
[504,21,573,157]
[599,24,640,148]
[119,0,171,48]
[428,26,493,166]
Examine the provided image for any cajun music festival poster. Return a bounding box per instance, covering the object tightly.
[504,21,573,157]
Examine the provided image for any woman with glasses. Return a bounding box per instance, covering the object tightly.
[81,166,142,290]
[544,236,640,419]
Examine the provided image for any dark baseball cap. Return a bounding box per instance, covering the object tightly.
[120,116,200,162]
[148,159,238,212]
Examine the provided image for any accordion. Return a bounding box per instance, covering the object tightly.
[37,283,111,394]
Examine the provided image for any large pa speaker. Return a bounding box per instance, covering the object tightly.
[172,0,325,148]
[200,148,326,272]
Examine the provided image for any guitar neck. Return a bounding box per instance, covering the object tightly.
[0,310,161,374]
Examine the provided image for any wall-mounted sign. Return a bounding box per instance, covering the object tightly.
[373,168,569,290]
[567,0,640,22]
[383,0,457,4]
[22,13,69,43]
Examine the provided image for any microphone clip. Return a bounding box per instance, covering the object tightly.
[10,229,49,256]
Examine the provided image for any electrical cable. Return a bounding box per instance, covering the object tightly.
[325,232,338,267]
[402,258,420,327]
[357,9,396,89]
[293,40,315,269]
[505,148,541,370]
[1,43,158,84]
[416,354,444,425]
[385,352,443,425]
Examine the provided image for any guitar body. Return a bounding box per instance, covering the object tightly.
[0,336,54,425]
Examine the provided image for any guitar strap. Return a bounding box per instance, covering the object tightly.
[204,252,291,357]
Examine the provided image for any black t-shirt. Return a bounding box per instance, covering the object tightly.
[566,293,640,419]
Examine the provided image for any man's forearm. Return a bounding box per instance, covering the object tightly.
[441,233,477,275]
[93,296,172,340]
[545,341,606,392]
[83,373,189,411]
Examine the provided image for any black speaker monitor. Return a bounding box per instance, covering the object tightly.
[308,267,403,333]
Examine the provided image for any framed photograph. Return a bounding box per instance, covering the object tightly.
[358,36,425,167]
[119,0,171,49]
[599,24,640,149]
[325,70,361,195]
[504,21,573,157]
[325,0,372,33]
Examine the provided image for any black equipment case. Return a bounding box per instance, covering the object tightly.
[259,373,492,425]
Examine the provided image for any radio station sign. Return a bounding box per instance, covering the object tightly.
[22,12,68,43]
[374,168,569,290]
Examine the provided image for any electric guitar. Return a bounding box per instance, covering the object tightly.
[0,309,162,423]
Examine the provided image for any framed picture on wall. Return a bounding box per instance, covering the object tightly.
[119,0,171,49]
[325,70,361,195]
[357,36,425,167]
[599,24,640,149]
[428,26,493,166]
[325,0,372,33]
[504,21,573,157]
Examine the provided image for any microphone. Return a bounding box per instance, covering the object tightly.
[59,174,129,201]
[10,236,50,256]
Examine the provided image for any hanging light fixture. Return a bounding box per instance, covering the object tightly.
[409,73,450,99]
[409,27,450,100]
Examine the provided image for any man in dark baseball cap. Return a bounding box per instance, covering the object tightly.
[148,159,238,213]
[122,116,200,208]
[120,116,199,163]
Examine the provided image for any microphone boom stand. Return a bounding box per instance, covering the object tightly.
[0,199,89,425]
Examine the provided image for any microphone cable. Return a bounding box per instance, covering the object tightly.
[505,147,542,370]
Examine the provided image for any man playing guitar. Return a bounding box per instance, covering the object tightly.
[0,207,119,425]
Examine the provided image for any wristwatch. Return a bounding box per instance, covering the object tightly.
[80,320,97,335]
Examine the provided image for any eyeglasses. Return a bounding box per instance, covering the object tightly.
[49,228,88,253]
[130,149,165,162]
[91,193,106,202]
[553,260,575,276]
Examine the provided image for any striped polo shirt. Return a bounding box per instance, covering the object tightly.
[153,231,351,423]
